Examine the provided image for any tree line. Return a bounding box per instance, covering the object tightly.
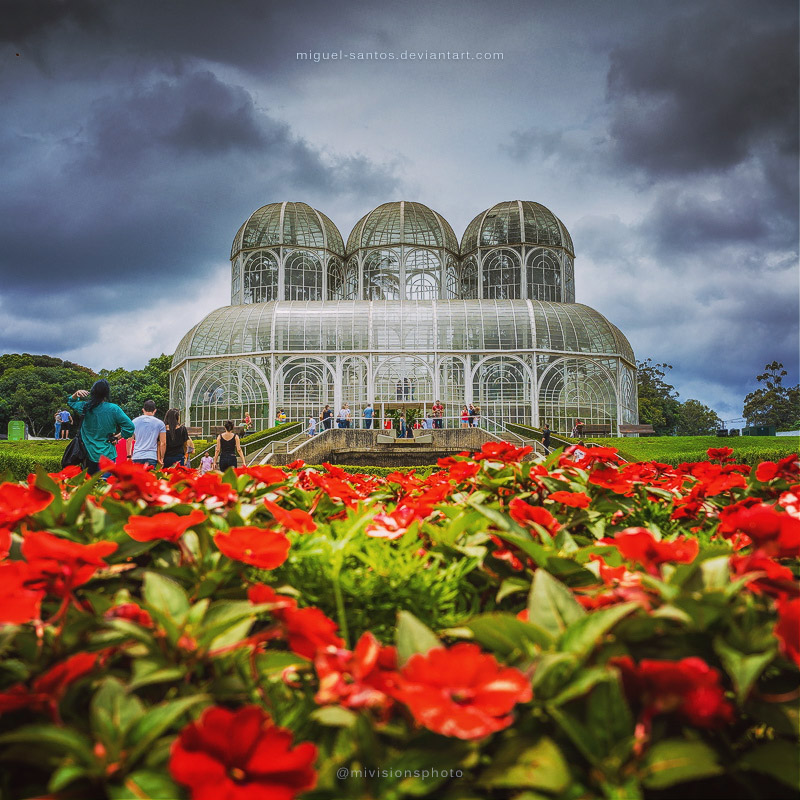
[0,352,797,438]
[0,353,170,437]
[637,359,799,436]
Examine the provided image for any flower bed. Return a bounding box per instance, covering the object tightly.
[0,444,797,799]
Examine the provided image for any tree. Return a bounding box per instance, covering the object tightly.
[636,359,682,435]
[99,354,171,420]
[743,361,800,430]
[0,363,97,437]
[675,399,723,436]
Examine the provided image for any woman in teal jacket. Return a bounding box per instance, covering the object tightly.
[68,379,135,474]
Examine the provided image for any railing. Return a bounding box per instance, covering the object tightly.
[190,422,302,466]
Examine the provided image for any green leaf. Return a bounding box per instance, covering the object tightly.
[142,572,190,623]
[527,569,584,637]
[713,637,776,703]
[396,610,441,665]
[127,667,186,691]
[497,577,529,602]
[492,530,550,568]
[310,706,357,727]
[91,677,145,749]
[63,471,102,525]
[254,650,310,676]
[548,666,612,707]
[738,739,800,789]
[0,724,94,764]
[198,600,260,646]
[208,617,254,651]
[478,737,570,792]
[125,694,208,766]
[560,602,638,659]
[48,764,90,793]
[641,739,722,789]
[466,613,553,657]
[700,555,730,590]
[109,771,182,800]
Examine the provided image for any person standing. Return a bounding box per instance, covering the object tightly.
[54,410,62,440]
[214,420,247,469]
[321,405,333,430]
[242,411,252,433]
[307,416,317,437]
[276,408,287,424]
[67,380,135,475]
[468,403,476,427]
[128,400,166,468]
[60,409,73,439]
[473,404,481,428]
[163,408,190,468]
[339,402,351,429]
[362,402,374,430]
[460,405,470,428]
[542,423,552,454]
[432,400,444,429]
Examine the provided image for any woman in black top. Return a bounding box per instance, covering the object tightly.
[163,408,190,468]
[214,420,247,470]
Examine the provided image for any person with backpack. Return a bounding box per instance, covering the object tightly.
[67,380,134,475]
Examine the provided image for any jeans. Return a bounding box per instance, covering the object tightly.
[133,458,158,468]
[163,454,185,468]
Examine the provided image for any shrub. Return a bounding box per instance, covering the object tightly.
[0,446,797,799]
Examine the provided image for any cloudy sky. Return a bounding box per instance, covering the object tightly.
[1,0,797,419]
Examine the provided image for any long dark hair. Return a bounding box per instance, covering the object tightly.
[84,379,110,413]
[164,408,181,443]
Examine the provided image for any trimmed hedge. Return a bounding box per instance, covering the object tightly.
[0,441,67,479]
[306,464,436,478]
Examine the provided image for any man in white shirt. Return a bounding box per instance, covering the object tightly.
[128,400,166,467]
[339,403,351,429]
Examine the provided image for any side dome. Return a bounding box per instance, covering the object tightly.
[231,201,345,258]
[461,200,574,256]
[346,201,459,254]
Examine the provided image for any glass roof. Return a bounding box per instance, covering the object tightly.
[172,300,634,365]
[461,201,574,255]
[346,202,459,254]
[231,202,345,258]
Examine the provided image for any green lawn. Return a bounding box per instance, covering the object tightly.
[589,435,798,466]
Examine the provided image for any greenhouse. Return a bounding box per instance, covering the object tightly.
[170,200,638,434]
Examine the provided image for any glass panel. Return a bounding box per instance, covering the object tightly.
[473,356,531,425]
[526,247,562,302]
[243,250,279,304]
[405,249,441,300]
[284,251,322,301]
[363,249,400,300]
[482,248,520,299]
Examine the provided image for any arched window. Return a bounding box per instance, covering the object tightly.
[284,252,322,301]
[445,257,458,299]
[474,357,530,425]
[526,248,562,302]
[327,258,345,300]
[461,258,478,299]
[405,249,440,300]
[243,251,278,303]
[481,249,520,299]
[363,250,400,300]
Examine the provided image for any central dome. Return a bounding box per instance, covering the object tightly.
[346,201,459,253]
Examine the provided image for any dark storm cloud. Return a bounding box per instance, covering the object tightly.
[0,0,106,42]
[0,68,401,308]
[606,1,798,177]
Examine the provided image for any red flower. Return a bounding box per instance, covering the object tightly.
[314,632,399,711]
[718,503,800,558]
[239,465,288,486]
[247,585,343,659]
[445,460,482,481]
[169,705,317,800]
[174,471,240,506]
[365,506,419,540]
[123,509,207,543]
[613,528,699,575]
[508,499,560,535]
[547,490,591,508]
[0,482,53,528]
[22,531,117,597]
[394,643,532,739]
[104,602,153,627]
[101,457,171,504]
[729,554,798,597]
[775,597,800,667]
[0,562,43,623]
[707,446,735,463]
[0,652,99,721]
[0,528,10,560]
[262,499,316,533]
[588,466,635,495]
[612,655,734,728]
[757,455,800,483]
[215,527,290,570]
[475,441,532,464]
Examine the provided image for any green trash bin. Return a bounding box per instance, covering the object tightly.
[7,420,25,441]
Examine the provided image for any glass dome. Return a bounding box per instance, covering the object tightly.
[231,201,345,259]
[461,200,574,256]
[346,202,459,254]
